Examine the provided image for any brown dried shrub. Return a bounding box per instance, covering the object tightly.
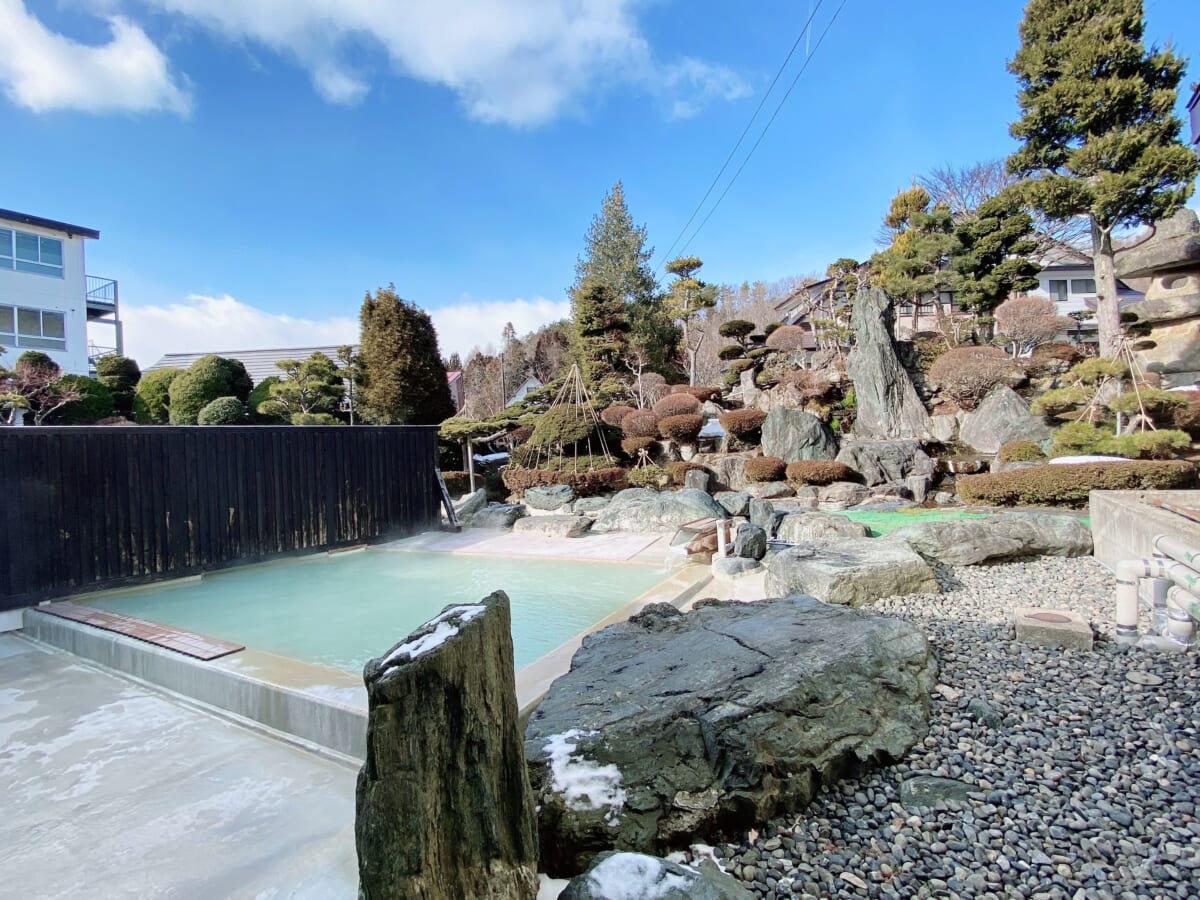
[501,466,629,498]
[744,456,787,482]
[658,413,704,443]
[764,324,810,351]
[665,461,707,485]
[508,424,534,445]
[784,460,860,486]
[441,471,471,495]
[600,404,636,426]
[719,408,767,439]
[928,346,1020,409]
[777,369,836,401]
[669,385,721,403]
[620,436,657,457]
[652,393,702,418]
[622,409,660,438]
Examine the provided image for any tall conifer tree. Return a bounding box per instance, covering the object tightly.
[358,284,455,424]
[1007,0,1198,356]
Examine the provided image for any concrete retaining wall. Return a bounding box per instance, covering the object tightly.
[1090,489,1200,572]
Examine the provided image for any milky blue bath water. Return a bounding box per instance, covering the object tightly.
[84,550,668,671]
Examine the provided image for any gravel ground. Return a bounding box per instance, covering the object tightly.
[695,556,1200,899]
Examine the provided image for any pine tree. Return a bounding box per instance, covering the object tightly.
[358,285,455,425]
[870,187,962,333]
[1007,0,1198,357]
[571,181,677,372]
[953,193,1040,314]
[663,256,718,385]
[571,277,629,392]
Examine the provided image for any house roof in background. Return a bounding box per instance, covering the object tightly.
[149,346,355,385]
[0,208,100,240]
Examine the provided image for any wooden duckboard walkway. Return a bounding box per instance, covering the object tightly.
[39,602,244,661]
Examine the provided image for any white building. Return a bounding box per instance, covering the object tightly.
[0,209,120,375]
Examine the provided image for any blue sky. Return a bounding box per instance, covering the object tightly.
[1,0,1196,367]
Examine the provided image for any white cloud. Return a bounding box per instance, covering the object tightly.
[431,296,571,359]
[128,0,744,124]
[0,1,190,115]
[118,294,359,367]
[117,292,570,368]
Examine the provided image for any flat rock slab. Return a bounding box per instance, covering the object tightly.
[512,515,593,538]
[525,597,935,875]
[525,484,577,511]
[889,513,1093,566]
[1014,608,1094,651]
[775,512,870,543]
[590,488,726,533]
[470,503,527,530]
[766,538,939,606]
[560,851,752,900]
[899,776,975,810]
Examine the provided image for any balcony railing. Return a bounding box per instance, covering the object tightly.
[86,275,118,308]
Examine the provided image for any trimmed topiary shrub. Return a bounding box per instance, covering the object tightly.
[621,436,657,457]
[627,465,669,490]
[600,404,636,427]
[763,322,782,336]
[622,409,660,438]
[168,355,253,425]
[291,412,340,425]
[764,324,809,351]
[94,354,141,418]
[441,471,471,495]
[784,460,860,486]
[746,348,771,361]
[528,404,596,448]
[669,385,721,403]
[665,461,707,486]
[134,367,183,424]
[928,346,1020,410]
[957,461,1198,507]
[51,375,114,424]
[197,396,248,425]
[719,408,767,441]
[744,456,787,482]
[653,393,702,417]
[718,319,756,342]
[719,345,746,361]
[658,413,704,443]
[997,440,1046,462]
[1049,421,1192,460]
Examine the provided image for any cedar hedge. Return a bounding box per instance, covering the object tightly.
[744,456,787,483]
[502,466,628,497]
[957,461,1197,508]
[785,460,861,486]
[658,413,704,443]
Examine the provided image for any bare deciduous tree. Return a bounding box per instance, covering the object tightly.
[994,295,1073,357]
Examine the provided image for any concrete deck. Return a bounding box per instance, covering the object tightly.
[0,634,357,899]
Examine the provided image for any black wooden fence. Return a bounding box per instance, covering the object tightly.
[0,425,442,609]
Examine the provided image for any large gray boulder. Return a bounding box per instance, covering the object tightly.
[766,538,939,606]
[847,287,933,440]
[958,385,1051,455]
[470,503,527,529]
[817,481,871,510]
[776,512,870,543]
[741,480,794,499]
[525,598,936,875]
[714,491,750,517]
[889,513,1093,566]
[761,407,838,462]
[836,440,935,487]
[512,515,593,538]
[357,592,538,900]
[524,484,576,512]
[732,523,767,559]
[453,488,488,523]
[591,488,726,533]
[560,852,752,900]
[692,452,756,491]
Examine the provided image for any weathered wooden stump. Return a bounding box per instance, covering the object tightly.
[356,590,538,900]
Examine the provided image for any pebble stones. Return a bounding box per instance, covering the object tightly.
[670,556,1200,899]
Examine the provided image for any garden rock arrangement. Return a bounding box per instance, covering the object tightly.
[958,385,1052,455]
[766,538,939,606]
[356,592,538,900]
[512,515,593,538]
[775,511,870,543]
[524,597,936,876]
[589,487,727,533]
[559,851,752,899]
[889,512,1093,566]
[760,407,837,462]
[678,557,1200,899]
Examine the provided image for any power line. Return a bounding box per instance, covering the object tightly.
[676,0,848,259]
[656,0,827,269]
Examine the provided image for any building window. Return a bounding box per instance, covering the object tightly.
[0,228,64,278]
[0,305,66,351]
[1070,278,1097,294]
[1048,279,1069,302]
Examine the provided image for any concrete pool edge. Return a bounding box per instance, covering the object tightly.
[22,562,712,760]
